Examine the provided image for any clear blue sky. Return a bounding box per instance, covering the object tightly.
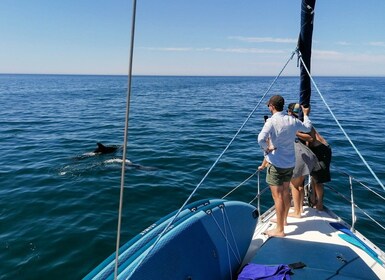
[1,0,384,76]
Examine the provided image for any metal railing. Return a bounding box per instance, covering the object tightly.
[325,169,385,233]
[223,168,385,238]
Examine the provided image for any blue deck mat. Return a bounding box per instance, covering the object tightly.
[250,238,379,279]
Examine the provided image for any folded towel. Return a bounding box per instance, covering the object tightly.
[238,264,291,280]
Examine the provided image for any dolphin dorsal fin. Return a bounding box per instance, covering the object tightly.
[97,142,106,148]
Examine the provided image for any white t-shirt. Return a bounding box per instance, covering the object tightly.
[258,112,312,168]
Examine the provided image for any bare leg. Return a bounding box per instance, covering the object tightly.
[310,179,316,206]
[313,183,324,210]
[289,176,304,218]
[266,184,286,237]
[283,181,291,223]
[299,186,304,213]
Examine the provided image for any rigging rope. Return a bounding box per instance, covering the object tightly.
[334,167,385,201]
[104,0,385,274]
[114,0,137,279]
[222,170,258,199]
[124,50,297,278]
[326,184,385,231]
[114,36,385,277]
[210,208,241,263]
[297,49,385,192]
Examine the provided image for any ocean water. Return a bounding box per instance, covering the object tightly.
[0,74,384,279]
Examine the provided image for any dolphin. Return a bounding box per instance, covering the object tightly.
[103,158,158,171]
[71,143,158,171]
[94,142,118,154]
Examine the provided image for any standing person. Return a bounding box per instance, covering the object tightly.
[308,128,332,210]
[258,95,312,237]
[287,103,320,218]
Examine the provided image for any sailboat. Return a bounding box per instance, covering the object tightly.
[84,0,385,279]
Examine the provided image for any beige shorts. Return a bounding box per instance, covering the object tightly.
[266,164,294,186]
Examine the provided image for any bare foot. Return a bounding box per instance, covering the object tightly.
[288,212,301,218]
[314,204,324,211]
[310,200,317,207]
[263,229,285,237]
[269,218,288,226]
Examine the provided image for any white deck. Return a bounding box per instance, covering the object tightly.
[242,206,385,279]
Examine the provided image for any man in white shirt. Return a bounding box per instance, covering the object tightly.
[258,95,312,237]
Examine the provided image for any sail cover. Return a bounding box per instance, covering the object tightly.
[298,0,316,119]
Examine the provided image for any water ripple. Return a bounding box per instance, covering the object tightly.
[0,75,384,279]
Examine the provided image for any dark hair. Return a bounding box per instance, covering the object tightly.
[267,95,284,111]
[288,103,300,118]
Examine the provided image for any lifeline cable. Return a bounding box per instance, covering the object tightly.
[114,0,137,279]
[221,170,258,199]
[297,49,385,192]
[125,49,297,279]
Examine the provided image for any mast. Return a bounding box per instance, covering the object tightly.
[298,0,316,120]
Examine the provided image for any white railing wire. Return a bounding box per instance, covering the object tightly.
[330,169,385,232]
[123,50,298,277]
[118,42,385,277]
[297,49,385,192]
[222,170,258,199]
[115,0,137,279]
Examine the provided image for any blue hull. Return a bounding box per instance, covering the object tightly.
[85,199,257,280]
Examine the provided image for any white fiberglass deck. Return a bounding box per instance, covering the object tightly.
[243,206,385,279]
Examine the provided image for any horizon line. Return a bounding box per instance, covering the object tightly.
[1,73,385,78]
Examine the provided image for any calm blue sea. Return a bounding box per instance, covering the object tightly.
[0,74,384,279]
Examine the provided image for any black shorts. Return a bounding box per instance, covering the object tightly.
[310,144,332,184]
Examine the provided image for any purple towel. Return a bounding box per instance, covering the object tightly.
[238,264,291,280]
